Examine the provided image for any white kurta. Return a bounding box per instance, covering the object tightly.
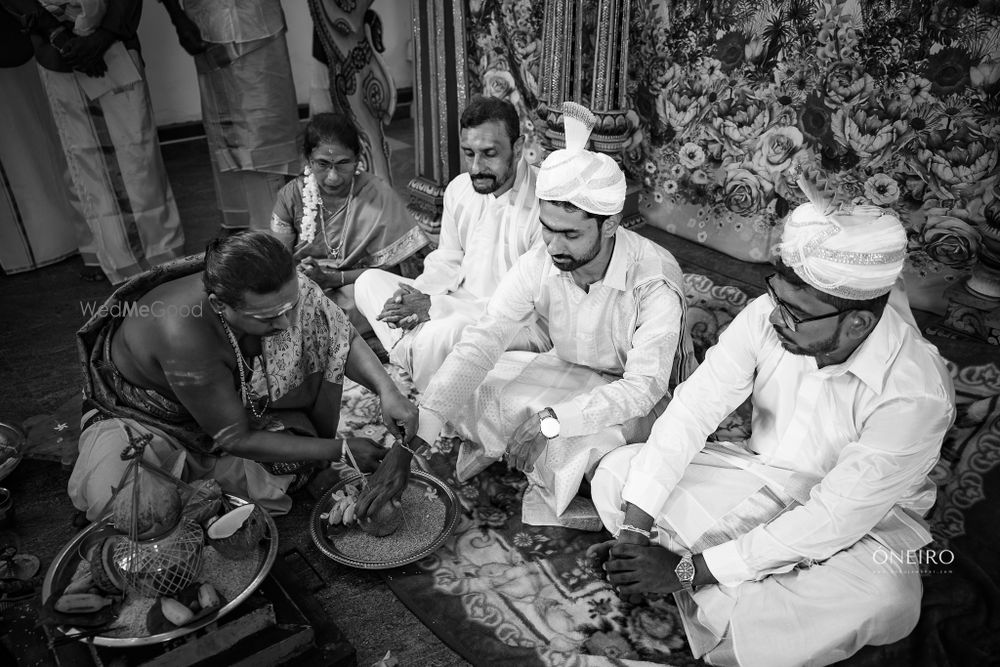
[354,158,545,390]
[594,294,955,666]
[418,228,696,526]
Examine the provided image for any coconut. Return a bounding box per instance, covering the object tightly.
[181,479,223,526]
[89,537,124,594]
[359,502,403,537]
[112,471,182,540]
[205,504,266,560]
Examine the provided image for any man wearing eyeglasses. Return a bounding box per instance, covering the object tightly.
[69,231,418,521]
[588,202,955,666]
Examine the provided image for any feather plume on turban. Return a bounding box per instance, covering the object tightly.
[536,102,626,215]
[779,188,908,301]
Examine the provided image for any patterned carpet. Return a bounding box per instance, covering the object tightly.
[17,274,999,665]
[334,276,1000,667]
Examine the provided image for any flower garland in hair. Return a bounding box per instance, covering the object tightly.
[300,165,321,244]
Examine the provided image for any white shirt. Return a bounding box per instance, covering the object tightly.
[622,296,955,586]
[418,227,691,441]
[413,159,542,316]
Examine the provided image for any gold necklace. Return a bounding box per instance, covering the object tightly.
[217,314,269,420]
[319,174,356,260]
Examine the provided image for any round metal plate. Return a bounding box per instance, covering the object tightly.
[310,470,459,570]
[41,494,278,647]
[0,422,25,482]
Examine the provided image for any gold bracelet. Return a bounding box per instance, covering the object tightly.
[339,437,348,463]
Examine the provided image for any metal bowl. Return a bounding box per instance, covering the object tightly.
[310,470,460,570]
[42,494,277,647]
[0,422,24,482]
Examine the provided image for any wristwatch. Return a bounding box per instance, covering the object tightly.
[674,555,696,592]
[538,407,560,439]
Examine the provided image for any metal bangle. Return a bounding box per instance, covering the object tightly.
[338,438,348,464]
[48,26,69,49]
[618,523,652,539]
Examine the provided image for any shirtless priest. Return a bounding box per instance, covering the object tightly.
[69,231,418,518]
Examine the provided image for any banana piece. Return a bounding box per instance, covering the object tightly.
[197,583,220,610]
[161,597,195,626]
[64,572,96,595]
[329,501,346,525]
[343,501,357,525]
[55,593,112,614]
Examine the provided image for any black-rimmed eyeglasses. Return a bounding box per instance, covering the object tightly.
[764,274,852,332]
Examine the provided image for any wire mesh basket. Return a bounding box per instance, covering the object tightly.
[111,519,204,597]
[107,426,205,597]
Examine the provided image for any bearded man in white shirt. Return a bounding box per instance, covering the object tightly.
[588,200,956,667]
[355,102,696,527]
[354,95,548,392]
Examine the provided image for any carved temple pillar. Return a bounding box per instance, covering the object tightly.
[536,0,642,226]
[406,0,468,241]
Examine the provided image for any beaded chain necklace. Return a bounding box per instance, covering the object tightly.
[217,313,269,420]
[299,167,356,261]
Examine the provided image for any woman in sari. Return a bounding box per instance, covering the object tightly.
[270,113,427,332]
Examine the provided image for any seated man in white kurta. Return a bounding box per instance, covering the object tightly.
[588,201,956,667]
[353,95,548,392]
[359,103,696,528]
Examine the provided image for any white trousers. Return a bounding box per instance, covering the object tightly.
[354,269,478,391]
[592,444,923,667]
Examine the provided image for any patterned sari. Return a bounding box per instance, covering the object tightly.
[270,171,427,271]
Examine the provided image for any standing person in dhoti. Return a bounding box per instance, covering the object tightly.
[588,199,956,666]
[355,102,696,527]
[160,0,300,232]
[1,0,185,284]
[354,95,549,392]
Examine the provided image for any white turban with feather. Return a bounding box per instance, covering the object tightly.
[536,102,626,216]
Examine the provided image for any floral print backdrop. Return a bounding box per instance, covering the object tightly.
[465,0,1000,308]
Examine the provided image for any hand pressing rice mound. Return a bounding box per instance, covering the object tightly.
[359,501,403,537]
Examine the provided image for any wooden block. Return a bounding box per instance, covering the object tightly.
[138,597,276,667]
[222,625,316,667]
[268,565,356,667]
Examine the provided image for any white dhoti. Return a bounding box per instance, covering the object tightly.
[354,268,547,391]
[451,351,666,528]
[592,444,923,667]
[38,44,185,284]
[69,416,295,520]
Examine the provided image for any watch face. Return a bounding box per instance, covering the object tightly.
[540,417,560,439]
[675,557,695,583]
